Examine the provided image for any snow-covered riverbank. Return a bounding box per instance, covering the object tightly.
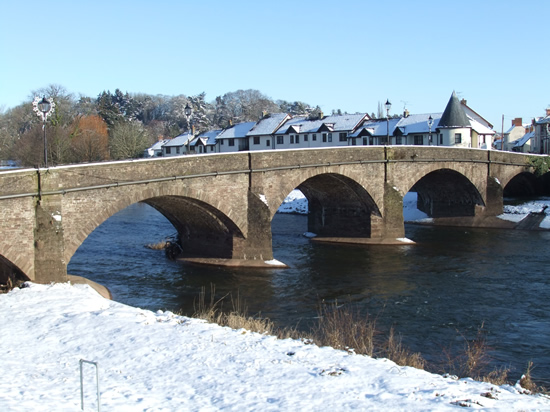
[2,282,549,411]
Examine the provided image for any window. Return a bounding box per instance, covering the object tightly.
[352,138,356,146]
[266,139,270,147]
[229,139,235,146]
[210,146,214,152]
[439,134,443,145]
[165,147,171,154]
[304,134,309,141]
[363,137,368,145]
[322,133,327,142]
[369,136,374,145]
[176,147,181,154]
[414,135,423,145]
[455,133,462,144]
[312,134,317,141]
[339,132,347,142]
[328,133,333,142]
[253,136,260,145]
[277,136,284,145]
[396,136,402,145]
[290,135,295,144]
[296,135,300,144]
[220,139,224,145]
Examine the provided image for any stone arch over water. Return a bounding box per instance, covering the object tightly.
[410,169,485,218]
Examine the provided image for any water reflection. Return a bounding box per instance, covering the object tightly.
[68,203,550,385]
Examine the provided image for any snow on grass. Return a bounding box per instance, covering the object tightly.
[1,282,549,411]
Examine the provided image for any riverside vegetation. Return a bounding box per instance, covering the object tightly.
[190,285,547,393]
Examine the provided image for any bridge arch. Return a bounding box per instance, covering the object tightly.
[0,255,29,287]
[268,172,381,238]
[409,168,485,218]
[63,181,248,264]
[503,171,539,197]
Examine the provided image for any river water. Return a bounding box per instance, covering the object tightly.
[68,202,550,385]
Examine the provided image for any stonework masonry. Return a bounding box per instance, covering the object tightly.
[0,147,534,284]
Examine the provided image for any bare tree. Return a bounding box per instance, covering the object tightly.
[109,121,151,160]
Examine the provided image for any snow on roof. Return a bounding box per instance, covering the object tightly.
[275,113,367,135]
[194,129,222,146]
[163,132,194,147]
[247,113,290,136]
[469,116,495,135]
[513,131,535,147]
[217,122,256,139]
[395,113,442,135]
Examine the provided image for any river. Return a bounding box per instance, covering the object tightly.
[68,201,550,386]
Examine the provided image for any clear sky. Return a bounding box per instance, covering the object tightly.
[1,0,548,131]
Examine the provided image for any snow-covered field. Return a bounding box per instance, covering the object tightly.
[2,282,549,411]
[280,190,550,229]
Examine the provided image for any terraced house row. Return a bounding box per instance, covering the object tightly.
[144,92,496,158]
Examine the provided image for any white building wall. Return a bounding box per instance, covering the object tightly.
[439,127,472,148]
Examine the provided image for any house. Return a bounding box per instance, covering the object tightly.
[216,122,257,153]
[271,113,369,150]
[511,130,535,153]
[246,113,291,150]
[533,108,550,154]
[162,132,193,157]
[502,118,529,151]
[188,130,222,154]
[144,139,169,157]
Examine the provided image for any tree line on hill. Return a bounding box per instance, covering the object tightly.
[0,84,377,167]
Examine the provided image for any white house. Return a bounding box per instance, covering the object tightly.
[246,113,291,150]
[216,122,256,153]
[188,130,222,154]
[144,139,169,157]
[271,113,369,150]
[162,132,193,157]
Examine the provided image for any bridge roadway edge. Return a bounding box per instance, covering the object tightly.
[0,148,537,285]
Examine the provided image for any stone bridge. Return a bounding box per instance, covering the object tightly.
[0,146,538,285]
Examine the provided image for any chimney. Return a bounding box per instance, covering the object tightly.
[403,109,410,118]
[546,108,550,117]
[512,118,522,127]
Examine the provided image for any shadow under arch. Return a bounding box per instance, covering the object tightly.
[144,195,245,259]
[0,254,29,286]
[503,172,539,197]
[295,173,381,237]
[411,169,485,218]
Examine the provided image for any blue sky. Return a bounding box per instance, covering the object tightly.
[1,0,548,131]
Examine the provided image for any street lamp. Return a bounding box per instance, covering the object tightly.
[184,103,194,135]
[428,115,434,146]
[385,99,391,145]
[32,96,55,167]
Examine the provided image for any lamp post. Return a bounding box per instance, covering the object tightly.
[32,96,55,167]
[184,103,194,135]
[385,99,391,145]
[428,115,434,146]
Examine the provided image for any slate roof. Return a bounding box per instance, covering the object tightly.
[513,131,535,148]
[438,91,471,128]
[163,132,194,147]
[190,130,222,146]
[247,113,290,136]
[274,113,367,135]
[217,122,256,139]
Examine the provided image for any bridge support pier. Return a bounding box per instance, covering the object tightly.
[34,195,68,283]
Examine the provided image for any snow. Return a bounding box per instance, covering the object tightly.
[280,190,550,229]
[2,282,549,411]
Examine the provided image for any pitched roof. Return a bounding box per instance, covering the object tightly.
[217,122,256,139]
[438,91,471,128]
[246,113,290,136]
[163,132,194,147]
[275,113,368,135]
[190,130,222,146]
[513,131,535,148]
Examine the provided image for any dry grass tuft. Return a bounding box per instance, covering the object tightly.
[384,327,425,369]
[519,362,548,394]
